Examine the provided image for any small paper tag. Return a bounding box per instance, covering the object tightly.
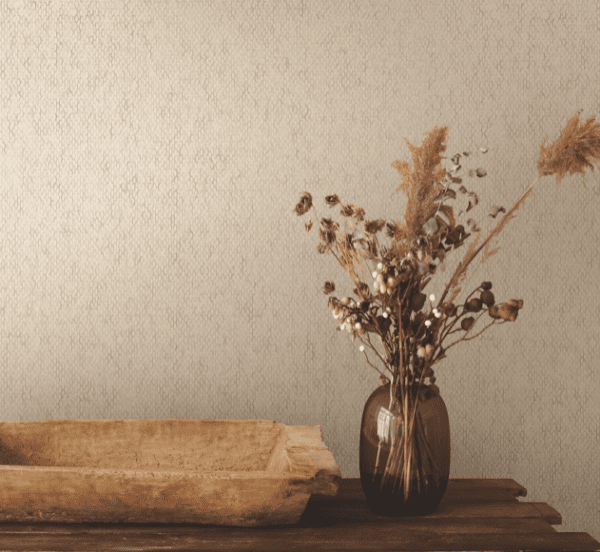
[376,406,404,446]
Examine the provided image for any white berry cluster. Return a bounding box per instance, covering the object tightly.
[372,261,398,295]
[331,296,360,334]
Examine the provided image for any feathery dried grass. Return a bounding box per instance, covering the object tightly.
[392,126,451,242]
[537,110,600,187]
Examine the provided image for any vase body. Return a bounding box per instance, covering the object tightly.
[359,382,450,516]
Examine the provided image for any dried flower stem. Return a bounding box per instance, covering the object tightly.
[358,344,391,379]
[403,391,411,500]
[461,318,505,341]
[416,408,438,474]
[360,333,393,377]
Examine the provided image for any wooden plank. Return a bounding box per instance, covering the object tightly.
[444,488,523,501]
[527,502,563,525]
[327,478,528,499]
[312,485,523,503]
[296,515,559,533]
[447,478,528,497]
[303,499,562,524]
[328,477,528,496]
[0,523,595,551]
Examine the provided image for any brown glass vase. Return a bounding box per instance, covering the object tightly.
[359,381,451,516]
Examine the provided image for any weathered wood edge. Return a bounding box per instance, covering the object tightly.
[0,527,597,551]
[446,477,528,497]
[284,425,342,496]
[338,477,527,497]
[528,501,563,525]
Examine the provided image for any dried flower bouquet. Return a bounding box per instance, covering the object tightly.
[294,111,600,501]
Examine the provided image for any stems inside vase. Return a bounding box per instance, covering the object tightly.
[373,387,438,501]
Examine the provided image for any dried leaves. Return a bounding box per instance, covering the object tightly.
[323,281,336,294]
[293,191,312,216]
[489,206,506,218]
[364,218,386,234]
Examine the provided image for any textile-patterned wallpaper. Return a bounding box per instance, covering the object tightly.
[0,0,598,538]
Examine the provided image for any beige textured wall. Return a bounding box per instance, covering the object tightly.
[0,0,598,538]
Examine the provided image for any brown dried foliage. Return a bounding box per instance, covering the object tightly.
[295,111,599,393]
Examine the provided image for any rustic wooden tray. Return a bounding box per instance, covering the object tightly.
[0,418,342,526]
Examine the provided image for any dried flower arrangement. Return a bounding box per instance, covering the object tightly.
[293,110,600,500]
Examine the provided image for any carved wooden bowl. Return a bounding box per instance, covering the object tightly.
[0,418,341,526]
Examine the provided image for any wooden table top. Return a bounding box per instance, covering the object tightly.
[0,477,598,551]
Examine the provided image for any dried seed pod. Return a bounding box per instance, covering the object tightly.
[353,282,370,300]
[446,303,458,317]
[489,206,506,218]
[412,312,426,335]
[480,290,495,307]
[293,191,313,215]
[497,303,518,322]
[325,195,340,207]
[467,219,480,232]
[340,204,354,217]
[507,299,524,309]
[411,292,427,312]
[488,305,501,319]
[323,281,336,294]
[461,317,475,331]
[445,226,463,245]
[465,298,482,312]
[319,227,336,245]
[422,365,434,378]
[481,281,492,290]
[376,315,392,335]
